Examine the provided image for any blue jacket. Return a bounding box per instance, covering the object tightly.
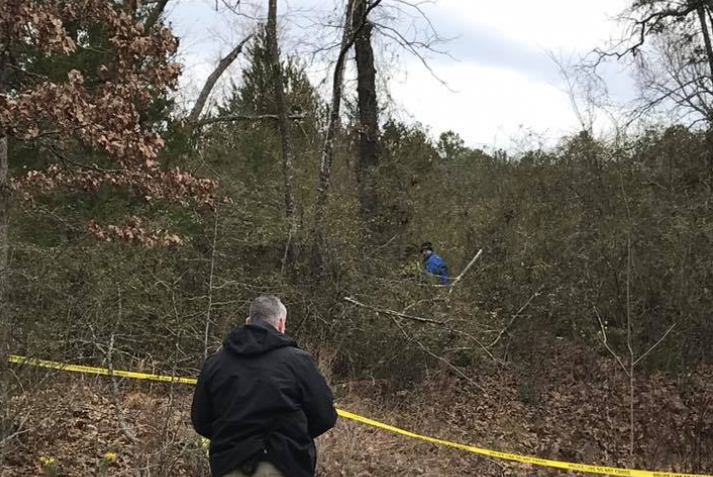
[423,252,450,284]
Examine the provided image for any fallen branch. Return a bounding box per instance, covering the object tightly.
[197,114,305,126]
[343,296,444,324]
[345,296,499,364]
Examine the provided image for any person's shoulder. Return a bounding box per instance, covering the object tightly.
[279,345,317,367]
[203,347,228,366]
[281,345,312,359]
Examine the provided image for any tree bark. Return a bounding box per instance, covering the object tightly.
[188,34,253,125]
[353,0,380,220]
[699,5,713,172]
[0,132,8,357]
[144,0,170,30]
[311,0,358,273]
[266,0,298,270]
[0,44,9,361]
[698,6,713,92]
[311,0,382,273]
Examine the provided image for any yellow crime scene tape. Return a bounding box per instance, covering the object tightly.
[6,354,711,477]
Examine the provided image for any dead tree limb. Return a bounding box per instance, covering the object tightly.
[344,296,499,364]
[343,296,444,324]
[197,114,304,126]
[188,34,254,125]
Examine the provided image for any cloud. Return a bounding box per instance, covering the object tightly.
[166,0,636,149]
[389,60,577,149]
[416,20,558,84]
[437,0,629,51]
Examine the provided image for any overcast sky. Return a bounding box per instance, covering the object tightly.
[166,0,632,150]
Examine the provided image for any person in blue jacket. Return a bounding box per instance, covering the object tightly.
[421,241,450,285]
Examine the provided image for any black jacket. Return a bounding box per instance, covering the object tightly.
[191,323,337,477]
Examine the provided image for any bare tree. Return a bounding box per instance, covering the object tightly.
[353,0,380,221]
[593,177,676,465]
[311,0,383,271]
[588,0,713,173]
[311,0,357,272]
[266,0,299,270]
[592,1,706,63]
[632,30,713,123]
[697,4,713,79]
[308,0,451,271]
[591,1,713,126]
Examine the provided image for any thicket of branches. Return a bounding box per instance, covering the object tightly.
[0,0,711,380]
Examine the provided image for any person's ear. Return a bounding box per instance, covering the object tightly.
[277,316,286,333]
[245,316,251,325]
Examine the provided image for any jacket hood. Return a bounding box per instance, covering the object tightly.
[223,323,297,356]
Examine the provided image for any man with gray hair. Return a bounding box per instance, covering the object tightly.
[192,296,337,477]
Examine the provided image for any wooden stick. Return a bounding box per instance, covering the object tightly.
[450,248,483,286]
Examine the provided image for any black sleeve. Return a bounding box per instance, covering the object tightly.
[191,360,214,439]
[298,353,338,438]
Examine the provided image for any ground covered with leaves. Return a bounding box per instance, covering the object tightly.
[3,352,713,477]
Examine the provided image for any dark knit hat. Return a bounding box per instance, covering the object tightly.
[420,241,433,252]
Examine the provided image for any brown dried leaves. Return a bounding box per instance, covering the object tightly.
[13,163,219,208]
[88,217,183,249]
[0,0,180,165]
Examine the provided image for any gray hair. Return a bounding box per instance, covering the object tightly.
[249,295,287,326]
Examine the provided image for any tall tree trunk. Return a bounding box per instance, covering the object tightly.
[266,0,298,270]
[312,0,381,273]
[699,5,713,173]
[311,0,358,274]
[0,131,8,357]
[188,34,253,125]
[0,45,9,361]
[698,6,713,88]
[0,39,10,464]
[310,0,382,274]
[0,128,7,476]
[353,0,380,224]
